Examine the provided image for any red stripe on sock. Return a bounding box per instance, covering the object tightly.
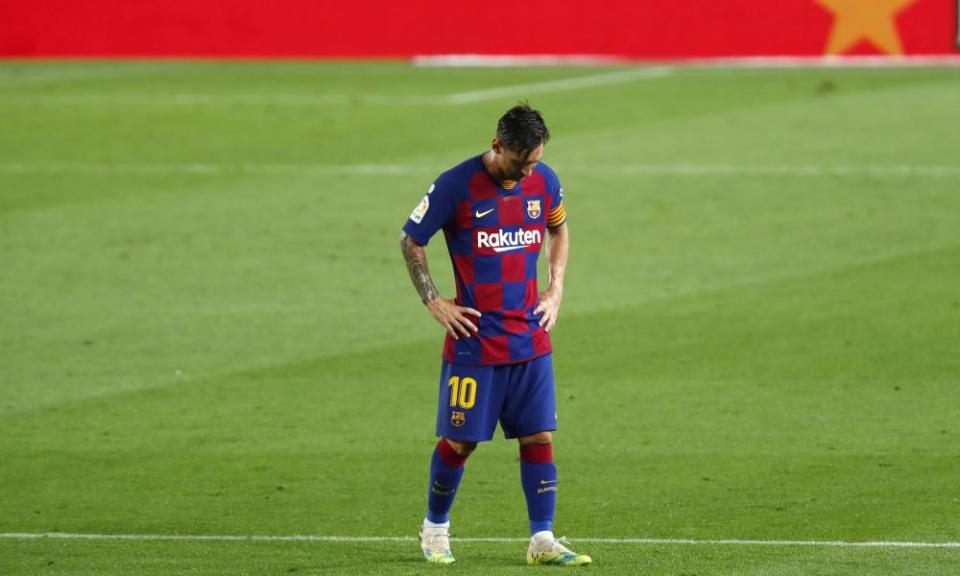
[437,439,469,468]
[520,442,553,464]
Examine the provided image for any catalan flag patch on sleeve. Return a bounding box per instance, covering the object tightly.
[546,203,566,228]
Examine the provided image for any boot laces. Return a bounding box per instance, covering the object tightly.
[421,526,450,551]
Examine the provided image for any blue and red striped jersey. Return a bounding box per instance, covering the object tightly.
[403,154,567,366]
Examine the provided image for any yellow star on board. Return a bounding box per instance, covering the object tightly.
[814,0,918,55]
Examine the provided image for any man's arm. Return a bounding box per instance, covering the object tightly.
[400,231,481,340]
[533,223,568,332]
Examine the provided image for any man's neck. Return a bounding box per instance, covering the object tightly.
[481,150,517,189]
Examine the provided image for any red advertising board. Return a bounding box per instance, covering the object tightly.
[1,0,956,58]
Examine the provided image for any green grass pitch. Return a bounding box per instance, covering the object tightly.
[1,61,958,575]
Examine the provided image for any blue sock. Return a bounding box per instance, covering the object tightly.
[520,443,557,535]
[425,439,468,524]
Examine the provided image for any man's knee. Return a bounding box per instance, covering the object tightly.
[444,438,478,456]
[518,431,552,445]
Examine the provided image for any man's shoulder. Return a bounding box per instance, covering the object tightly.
[534,162,560,182]
[434,155,484,189]
[533,162,562,193]
[534,161,559,179]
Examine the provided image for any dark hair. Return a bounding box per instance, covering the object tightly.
[496,103,550,152]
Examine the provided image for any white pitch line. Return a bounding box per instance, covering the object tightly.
[414,54,960,69]
[0,162,435,176]
[0,93,427,107]
[1,532,957,549]
[1,162,959,178]
[0,69,670,107]
[413,54,633,67]
[583,164,960,177]
[0,65,176,87]
[442,67,672,104]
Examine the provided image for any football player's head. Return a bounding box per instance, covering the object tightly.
[492,103,550,180]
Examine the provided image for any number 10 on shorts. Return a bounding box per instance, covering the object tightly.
[448,376,476,409]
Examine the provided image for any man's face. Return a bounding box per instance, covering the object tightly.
[493,139,544,181]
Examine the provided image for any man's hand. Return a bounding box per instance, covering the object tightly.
[426,297,482,340]
[533,287,563,332]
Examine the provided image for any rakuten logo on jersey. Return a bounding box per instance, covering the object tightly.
[476,228,542,253]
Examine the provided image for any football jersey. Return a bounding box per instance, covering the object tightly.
[403,154,567,366]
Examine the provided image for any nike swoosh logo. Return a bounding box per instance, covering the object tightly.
[539,480,557,485]
[475,208,495,218]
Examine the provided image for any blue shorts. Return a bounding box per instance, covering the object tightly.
[435,353,558,442]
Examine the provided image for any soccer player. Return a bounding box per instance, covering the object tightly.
[400,104,591,567]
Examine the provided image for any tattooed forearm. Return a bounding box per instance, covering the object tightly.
[400,231,440,304]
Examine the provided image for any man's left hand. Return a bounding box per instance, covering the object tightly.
[533,287,563,332]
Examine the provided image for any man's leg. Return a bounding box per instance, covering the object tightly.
[502,355,591,566]
[518,432,557,536]
[420,439,475,564]
[420,438,477,564]
[426,438,476,524]
[421,361,501,563]
[519,432,591,566]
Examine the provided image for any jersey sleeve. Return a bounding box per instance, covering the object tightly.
[402,176,457,246]
[546,174,567,229]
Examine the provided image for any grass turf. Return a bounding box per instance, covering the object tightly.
[1,61,958,575]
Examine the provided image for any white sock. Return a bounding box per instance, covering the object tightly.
[423,518,450,529]
[532,530,554,543]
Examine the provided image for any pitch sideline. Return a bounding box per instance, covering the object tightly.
[442,67,672,104]
[0,68,671,107]
[1,532,958,549]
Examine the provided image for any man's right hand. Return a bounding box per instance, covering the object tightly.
[425,297,481,340]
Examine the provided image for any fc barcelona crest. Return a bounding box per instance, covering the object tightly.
[526,199,542,219]
[451,411,466,427]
